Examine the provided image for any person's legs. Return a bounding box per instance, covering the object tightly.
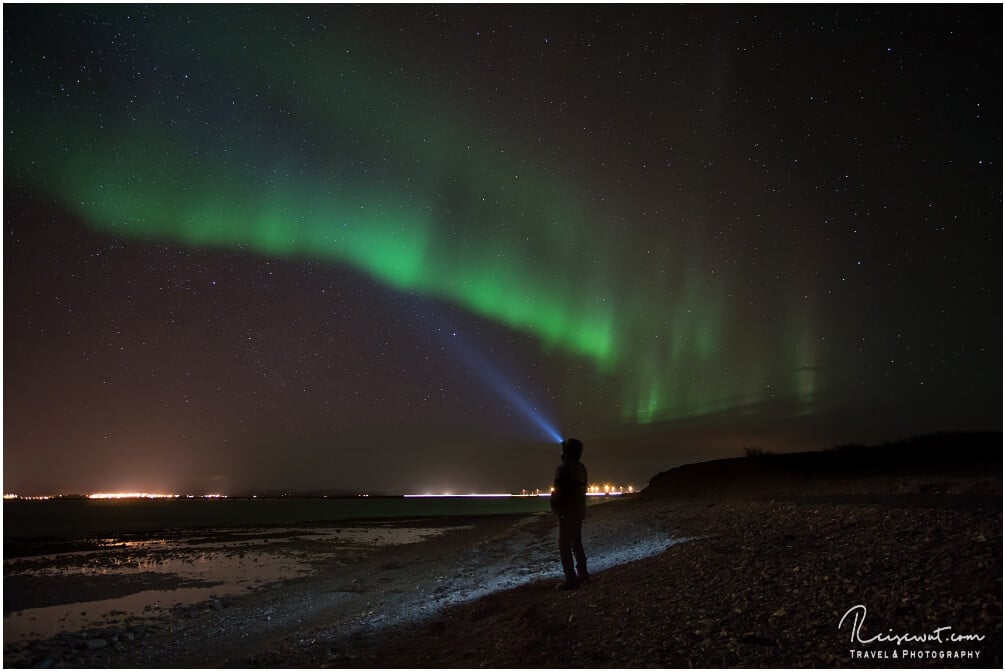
[557,517,578,588]
[558,518,576,578]
[570,520,588,581]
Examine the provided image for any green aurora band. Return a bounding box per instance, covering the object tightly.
[5,7,819,425]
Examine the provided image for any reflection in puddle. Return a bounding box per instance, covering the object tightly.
[8,587,226,642]
[5,550,310,642]
[3,525,467,646]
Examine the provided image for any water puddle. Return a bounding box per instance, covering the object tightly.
[8,587,222,642]
[4,549,310,642]
[3,524,468,646]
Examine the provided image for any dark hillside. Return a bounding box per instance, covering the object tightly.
[643,432,1002,499]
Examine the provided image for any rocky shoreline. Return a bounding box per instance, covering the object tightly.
[250,480,1002,668]
[4,476,1002,668]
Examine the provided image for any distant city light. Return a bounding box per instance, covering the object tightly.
[404,493,513,498]
[86,492,228,499]
[3,486,634,501]
[89,492,179,499]
[403,484,637,499]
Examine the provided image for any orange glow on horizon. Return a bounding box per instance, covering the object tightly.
[87,492,229,499]
[5,486,635,500]
[88,492,180,499]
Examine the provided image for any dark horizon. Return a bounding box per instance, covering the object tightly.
[6,429,1001,500]
[4,5,1001,496]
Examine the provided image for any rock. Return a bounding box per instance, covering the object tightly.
[123,632,135,642]
[84,638,108,650]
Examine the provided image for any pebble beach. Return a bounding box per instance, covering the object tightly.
[5,471,1001,668]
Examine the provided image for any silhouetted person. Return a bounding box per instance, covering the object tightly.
[550,437,589,590]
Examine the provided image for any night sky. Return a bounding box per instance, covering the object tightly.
[4,5,1001,495]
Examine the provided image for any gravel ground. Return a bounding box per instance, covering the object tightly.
[5,477,1001,668]
[245,486,1001,668]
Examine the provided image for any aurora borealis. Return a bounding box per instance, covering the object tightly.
[4,5,1001,494]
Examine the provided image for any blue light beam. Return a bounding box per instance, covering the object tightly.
[433,322,562,443]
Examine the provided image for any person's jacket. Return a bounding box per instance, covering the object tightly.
[550,458,588,520]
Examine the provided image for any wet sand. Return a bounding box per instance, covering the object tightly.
[4,476,1002,668]
[3,517,486,664]
[3,500,674,667]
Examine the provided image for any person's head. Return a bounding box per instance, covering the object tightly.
[561,438,583,461]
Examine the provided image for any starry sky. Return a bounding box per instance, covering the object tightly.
[4,5,1001,495]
